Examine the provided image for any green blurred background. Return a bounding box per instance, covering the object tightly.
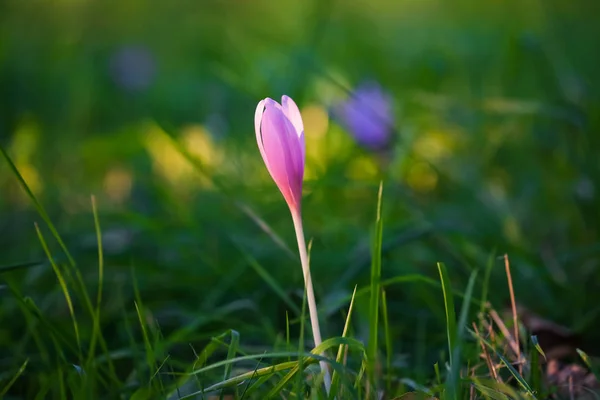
[1,0,600,392]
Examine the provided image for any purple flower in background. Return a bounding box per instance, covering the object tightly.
[334,82,395,150]
[109,45,156,92]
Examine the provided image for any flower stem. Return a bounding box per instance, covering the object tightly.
[291,209,332,395]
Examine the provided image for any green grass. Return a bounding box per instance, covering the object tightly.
[0,146,579,398]
[2,1,600,398]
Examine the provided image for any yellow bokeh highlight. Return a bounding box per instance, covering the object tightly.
[406,161,438,193]
[103,167,133,204]
[181,124,223,169]
[302,104,331,180]
[11,118,39,161]
[347,155,379,180]
[301,104,329,139]
[8,116,43,198]
[143,122,223,190]
[16,164,43,196]
[413,129,457,161]
[503,215,523,243]
[144,123,194,184]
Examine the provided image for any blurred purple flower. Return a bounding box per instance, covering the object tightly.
[109,45,156,92]
[334,82,395,150]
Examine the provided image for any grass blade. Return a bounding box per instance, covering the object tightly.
[220,330,240,400]
[87,195,117,381]
[437,262,457,400]
[134,300,158,388]
[295,270,308,397]
[437,262,457,367]
[577,348,600,381]
[0,144,76,267]
[528,336,542,396]
[381,288,393,396]
[469,328,536,397]
[0,358,29,397]
[368,182,384,387]
[446,270,478,400]
[329,285,358,399]
[35,223,81,361]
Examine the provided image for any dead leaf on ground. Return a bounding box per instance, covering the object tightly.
[547,359,600,399]
[505,304,582,360]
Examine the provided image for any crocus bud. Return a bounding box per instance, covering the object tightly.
[255,96,306,213]
[334,82,394,150]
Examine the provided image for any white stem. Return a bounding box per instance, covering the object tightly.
[291,209,332,395]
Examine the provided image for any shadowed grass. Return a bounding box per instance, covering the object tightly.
[329,285,358,399]
[0,358,29,397]
[367,182,384,392]
[34,223,81,361]
[437,262,457,399]
[2,18,598,396]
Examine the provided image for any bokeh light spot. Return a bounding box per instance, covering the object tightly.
[406,161,438,193]
[413,129,455,161]
[301,104,329,139]
[181,124,223,169]
[347,155,379,180]
[103,167,133,204]
[17,164,43,197]
[8,116,43,201]
[144,123,194,185]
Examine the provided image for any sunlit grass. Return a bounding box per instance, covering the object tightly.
[1,0,600,398]
[2,144,578,398]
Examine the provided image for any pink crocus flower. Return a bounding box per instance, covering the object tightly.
[255,96,306,213]
[254,95,332,394]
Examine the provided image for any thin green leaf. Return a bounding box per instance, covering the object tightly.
[382,288,393,396]
[329,285,358,399]
[529,336,542,395]
[577,348,600,381]
[0,358,29,397]
[531,336,546,361]
[368,182,384,385]
[35,223,81,360]
[220,330,240,400]
[134,300,155,384]
[445,270,478,400]
[437,262,457,367]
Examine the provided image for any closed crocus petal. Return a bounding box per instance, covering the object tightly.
[255,96,306,212]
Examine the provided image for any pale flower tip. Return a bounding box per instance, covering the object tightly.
[255,100,266,129]
[280,95,304,138]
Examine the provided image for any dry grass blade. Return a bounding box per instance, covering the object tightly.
[504,254,521,374]
[473,322,499,382]
[489,309,520,362]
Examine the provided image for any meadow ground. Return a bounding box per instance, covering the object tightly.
[1,1,600,399]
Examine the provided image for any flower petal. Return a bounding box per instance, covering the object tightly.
[264,97,283,112]
[281,95,304,137]
[254,99,269,168]
[281,95,305,178]
[260,103,303,209]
